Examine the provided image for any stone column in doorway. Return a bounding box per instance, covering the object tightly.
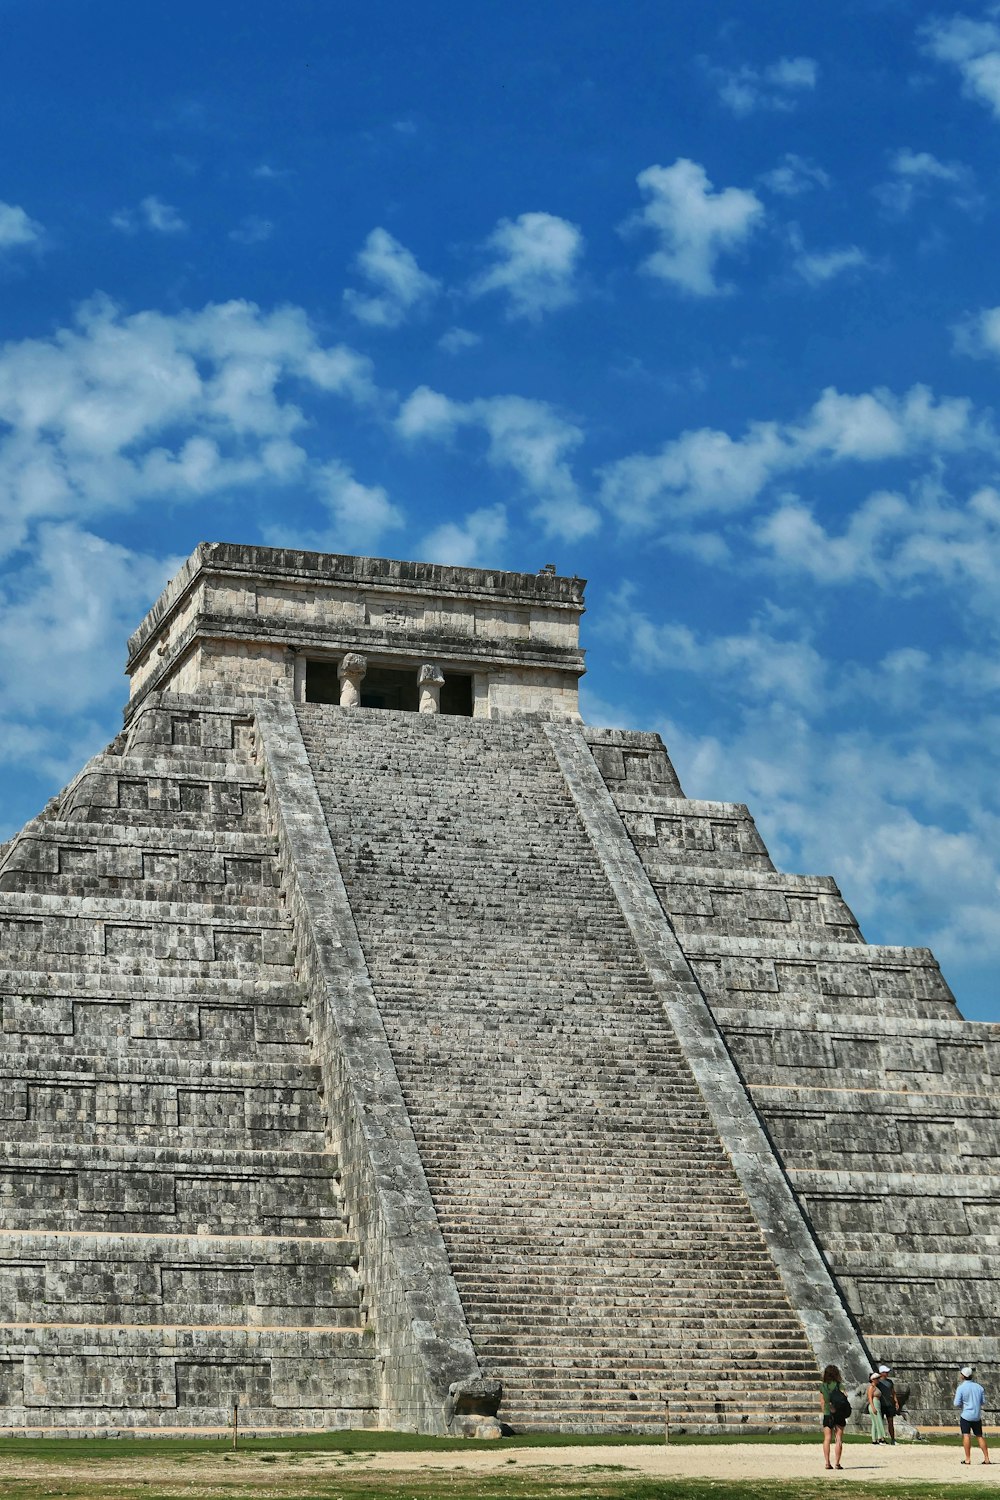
[338,653,368,708]
[417,663,445,714]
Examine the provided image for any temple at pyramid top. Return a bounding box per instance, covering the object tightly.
[125,541,587,720]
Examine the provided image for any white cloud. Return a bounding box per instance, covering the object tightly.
[0,525,175,723]
[921,14,1000,117]
[874,147,977,215]
[603,591,1000,976]
[756,480,1000,599]
[626,159,764,296]
[111,196,188,234]
[608,599,827,710]
[397,386,598,539]
[421,503,508,565]
[758,153,831,197]
[0,524,187,814]
[343,227,440,329]
[0,201,43,253]
[229,215,274,245]
[599,383,991,528]
[711,55,818,115]
[663,702,1000,970]
[437,326,481,354]
[791,240,872,286]
[954,303,1000,358]
[469,212,584,321]
[263,460,404,553]
[313,460,403,548]
[0,294,378,556]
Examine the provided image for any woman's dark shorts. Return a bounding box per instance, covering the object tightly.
[960,1418,984,1437]
[823,1414,846,1431]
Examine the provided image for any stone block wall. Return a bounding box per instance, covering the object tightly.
[585,725,991,1425]
[0,695,378,1431]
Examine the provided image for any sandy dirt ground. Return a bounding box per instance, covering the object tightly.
[1,1440,999,1491]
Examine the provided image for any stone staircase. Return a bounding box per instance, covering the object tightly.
[587,727,994,1425]
[296,705,825,1433]
[0,697,377,1431]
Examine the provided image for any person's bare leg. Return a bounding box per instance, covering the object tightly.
[979,1434,991,1464]
[886,1415,896,1444]
[963,1432,972,1463]
[823,1428,832,1467]
[835,1429,844,1467]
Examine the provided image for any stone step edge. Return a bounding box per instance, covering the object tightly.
[11,822,278,852]
[651,865,843,895]
[0,1227,355,1249]
[682,933,942,966]
[0,1140,340,1169]
[0,1053,320,1086]
[0,890,291,926]
[0,1320,364,1334]
[715,1007,995,1039]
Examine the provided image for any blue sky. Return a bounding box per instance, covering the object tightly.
[4,0,1000,1018]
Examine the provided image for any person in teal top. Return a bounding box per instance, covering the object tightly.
[821,1363,848,1470]
[955,1365,991,1466]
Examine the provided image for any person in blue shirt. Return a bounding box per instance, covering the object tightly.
[954,1365,991,1465]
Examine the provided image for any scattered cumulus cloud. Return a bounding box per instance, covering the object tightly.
[758,153,831,197]
[756,479,1000,600]
[709,55,818,116]
[468,212,585,321]
[264,459,404,553]
[625,159,764,296]
[421,503,508,565]
[0,524,176,723]
[111,196,188,235]
[397,386,597,539]
[607,595,827,710]
[599,382,992,528]
[953,303,1000,358]
[874,147,977,216]
[343,227,440,329]
[0,201,43,253]
[437,326,481,354]
[603,591,1000,971]
[0,524,180,796]
[0,294,378,557]
[921,14,1000,118]
[790,235,873,286]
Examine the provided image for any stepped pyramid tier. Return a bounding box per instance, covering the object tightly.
[0,542,987,1433]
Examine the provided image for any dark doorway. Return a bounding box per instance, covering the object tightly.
[305,660,340,704]
[361,667,419,712]
[440,673,473,716]
[305,660,474,715]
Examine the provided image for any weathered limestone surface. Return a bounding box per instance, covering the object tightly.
[587,727,991,1425]
[254,699,489,1436]
[125,545,586,722]
[0,696,378,1431]
[295,705,838,1432]
[0,543,993,1435]
[546,722,868,1389]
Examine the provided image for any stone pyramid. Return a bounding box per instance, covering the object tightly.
[0,542,990,1435]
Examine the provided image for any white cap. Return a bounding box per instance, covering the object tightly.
[878,1365,891,1374]
[961,1365,974,1378]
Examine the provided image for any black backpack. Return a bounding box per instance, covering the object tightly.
[830,1388,853,1422]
